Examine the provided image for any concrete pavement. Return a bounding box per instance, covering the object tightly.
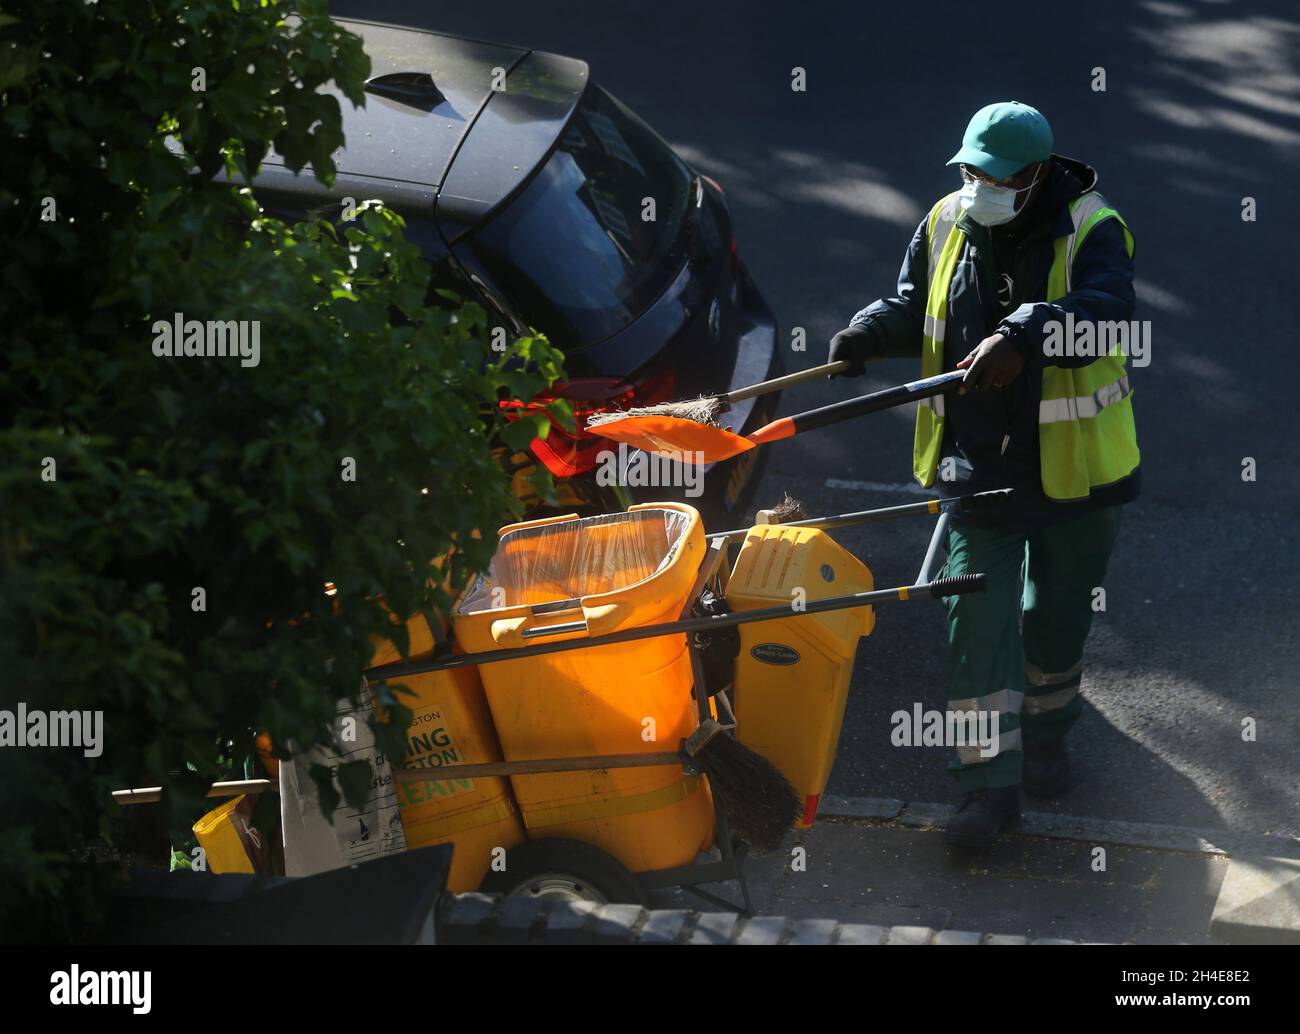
[651,799,1300,943]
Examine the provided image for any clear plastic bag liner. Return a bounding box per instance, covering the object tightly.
[458,508,693,613]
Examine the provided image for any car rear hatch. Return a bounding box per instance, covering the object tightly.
[441,72,754,474]
[234,19,530,209]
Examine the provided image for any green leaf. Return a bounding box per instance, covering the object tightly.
[499,416,543,452]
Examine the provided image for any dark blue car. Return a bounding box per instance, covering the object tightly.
[253,18,781,521]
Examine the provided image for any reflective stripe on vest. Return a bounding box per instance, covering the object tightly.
[1040,373,1132,423]
[1057,192,1136,294]
[913,193,963,485]
[914,189,1140,500]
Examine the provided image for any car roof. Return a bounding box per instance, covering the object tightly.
[252,19,589,224]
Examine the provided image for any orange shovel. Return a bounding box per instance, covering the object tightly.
[588,370,967,464]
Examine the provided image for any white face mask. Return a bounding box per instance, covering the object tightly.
[958,167,1042,226]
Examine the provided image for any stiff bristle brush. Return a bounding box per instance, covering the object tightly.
[585,359,851,430]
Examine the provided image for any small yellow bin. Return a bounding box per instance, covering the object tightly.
[725,524,875,828]
[453,503,715,874]
[370,611,526,893]
[192,795,258,874]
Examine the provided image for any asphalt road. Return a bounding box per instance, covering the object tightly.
[333,0,1300,837]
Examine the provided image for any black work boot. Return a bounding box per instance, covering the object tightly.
[942,787,1021,848]
[1023,741,1071,799]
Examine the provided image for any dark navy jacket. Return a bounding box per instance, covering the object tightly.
[849,154,1139,528]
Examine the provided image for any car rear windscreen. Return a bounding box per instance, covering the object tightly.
[452,85,694,347]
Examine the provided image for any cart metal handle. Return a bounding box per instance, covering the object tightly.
[706,487,1013,542]
[917,511,951,585]
[498,491,1012,641]
[520,569,982,642]
[110,753,696,805]
[366,573,987,681]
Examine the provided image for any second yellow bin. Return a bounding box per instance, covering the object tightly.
[453,503,715,873]
[726,524,875,828]
[370,611,526,893]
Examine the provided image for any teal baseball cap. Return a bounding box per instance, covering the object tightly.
[947,101,1053,180]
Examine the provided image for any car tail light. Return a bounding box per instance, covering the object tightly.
[499,372,676,479]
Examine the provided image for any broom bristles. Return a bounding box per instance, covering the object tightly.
[692,734,801,853]
[765,492,808,524]
[585,395,725,429]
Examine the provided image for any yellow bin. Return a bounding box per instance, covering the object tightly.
[192,795,257,874]
[453,503,715,873]
[370,611,527,893]
[725,524,875,828]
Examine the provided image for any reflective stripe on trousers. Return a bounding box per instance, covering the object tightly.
[1022,659,1083,715]
[948,689,1024,764]
[949,688,1025,715]
[957,730,1022,765]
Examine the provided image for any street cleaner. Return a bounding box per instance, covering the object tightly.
[828,102,1141,847]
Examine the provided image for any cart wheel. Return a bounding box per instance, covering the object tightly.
[478,838,647,905]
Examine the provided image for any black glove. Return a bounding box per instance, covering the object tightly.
[828,324,879,377]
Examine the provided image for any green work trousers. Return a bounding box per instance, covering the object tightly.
[942,505,1122,791]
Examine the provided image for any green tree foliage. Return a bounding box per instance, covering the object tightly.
[0,0,567,940]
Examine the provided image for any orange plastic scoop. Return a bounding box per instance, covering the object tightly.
[587,371,967,465]
[588,413,761,462]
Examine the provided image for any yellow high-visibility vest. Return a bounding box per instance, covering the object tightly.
[913,190,1140,501]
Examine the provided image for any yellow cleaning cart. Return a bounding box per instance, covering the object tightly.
[361,489,1006,911]
[119,491,1004,912]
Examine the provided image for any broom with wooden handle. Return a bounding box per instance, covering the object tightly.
[586,369,968,464]
[586,359,853,428]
